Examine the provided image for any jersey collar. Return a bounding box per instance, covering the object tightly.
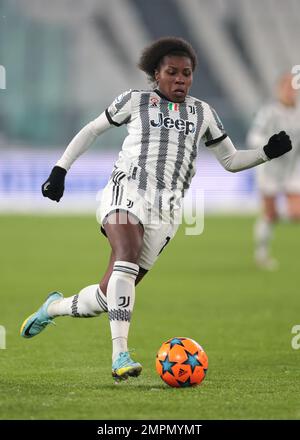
[154,88,187,104]
[154,88,169,100]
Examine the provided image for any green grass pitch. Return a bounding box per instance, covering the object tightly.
[0,214,300,420]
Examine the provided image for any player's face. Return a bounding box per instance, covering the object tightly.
[155,55,193,103]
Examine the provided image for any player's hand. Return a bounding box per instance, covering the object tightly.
[41,166,67,202]
[263,131,292,159]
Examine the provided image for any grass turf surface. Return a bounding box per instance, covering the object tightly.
[0,214,300,420]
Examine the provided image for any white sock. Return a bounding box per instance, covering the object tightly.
[106,261,139,362]
[254,217,274,260]
[47,285,108,318]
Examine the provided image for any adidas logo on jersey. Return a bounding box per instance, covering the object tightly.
[150,112,195,135]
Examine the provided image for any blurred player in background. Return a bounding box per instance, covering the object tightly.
[247,73,300,270]
[20,37,292,381]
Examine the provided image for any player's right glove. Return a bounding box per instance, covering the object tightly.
[41,166,67,202]
[263,131,292,159]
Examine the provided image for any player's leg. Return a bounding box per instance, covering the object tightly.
[286,193,300,221]
[103,210,144,380]
[99,252,148,295]
[20,282,109,338]
[46,251,148,319]
[20,243,148,340]
[46,251,120,320]
[254,195,279,269]
[46,285,108,318]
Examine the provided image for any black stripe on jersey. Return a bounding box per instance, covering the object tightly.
[138,93,151,191]
[156,99,170,220]
[156,99,169,190]
[205,133,228,146]
[171,102,189,191]
[181,148,197,198]
[182,101,204,195]
[194,100,204,146]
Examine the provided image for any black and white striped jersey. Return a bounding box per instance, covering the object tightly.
[105,89,227,200]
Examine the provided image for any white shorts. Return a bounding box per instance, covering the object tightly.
[256,158,300,196]
[97,169,179,270]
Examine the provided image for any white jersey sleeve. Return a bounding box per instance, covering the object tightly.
[105,90,133,126]
[56,111,111,170]
[201,104,269,172]
[202,105,228,146]
[209,135,269,172]
[56,90,133,170]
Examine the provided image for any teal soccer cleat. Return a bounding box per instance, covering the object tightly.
[112,351,142,381]
[20,292,63,338]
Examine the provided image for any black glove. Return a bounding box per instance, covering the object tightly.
[263,131,292,159]
[41,166,67,202]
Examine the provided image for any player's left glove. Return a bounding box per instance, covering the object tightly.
[263,131,292,159]
[41,166,67,202]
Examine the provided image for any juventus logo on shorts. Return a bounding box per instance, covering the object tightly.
[118,296,130,308]
[127,199,133,208]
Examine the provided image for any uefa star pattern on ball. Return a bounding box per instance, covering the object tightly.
[156,337,208,388]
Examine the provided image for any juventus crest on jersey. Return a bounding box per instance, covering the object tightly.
[105,89,227,202]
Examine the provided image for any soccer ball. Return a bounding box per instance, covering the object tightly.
[156,337,208,387]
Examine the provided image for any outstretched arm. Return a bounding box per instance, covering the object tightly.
[41,112,111,202]
[209,132,292,173]
[56,112,111,171]
[42,89,133,202]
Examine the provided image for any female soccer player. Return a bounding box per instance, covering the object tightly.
[20,37,292,380]
[247,73,300,270]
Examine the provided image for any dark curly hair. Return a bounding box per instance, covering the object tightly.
[138,36,197,83]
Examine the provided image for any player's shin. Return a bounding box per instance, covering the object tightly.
[254,217,278,269]
[47,284,107,317]
[106,261,139,362]
[254,217,274,258]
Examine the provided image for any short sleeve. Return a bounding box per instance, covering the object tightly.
[105,90,132,127]
[203,106,227,147]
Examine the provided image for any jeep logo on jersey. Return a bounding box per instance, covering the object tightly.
[150,112,195,135]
